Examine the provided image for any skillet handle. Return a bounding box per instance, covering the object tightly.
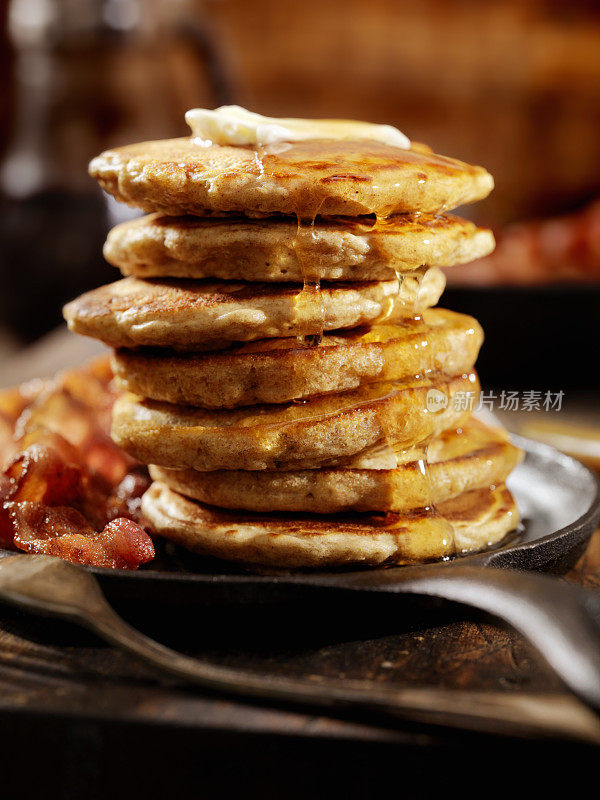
[326,565,600,710]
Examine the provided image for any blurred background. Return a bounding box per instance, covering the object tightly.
[0,0,599,390]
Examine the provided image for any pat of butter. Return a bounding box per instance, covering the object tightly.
[185,105,410,149]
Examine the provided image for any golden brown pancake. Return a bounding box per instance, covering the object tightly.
[142,481,519,568]
[89,137,494,218]
[111,371,479,472]
[63,269,445,351]
[150,417,523,513]
[104,212,495,282]
[111,309,483,409]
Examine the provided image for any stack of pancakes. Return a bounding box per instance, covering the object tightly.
[63,133,523,569]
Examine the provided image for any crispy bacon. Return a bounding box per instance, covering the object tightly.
[0,356,155,570]
[7,503,154,569]
[446,199,600,287]
[5,442,83,506]
[0,380,46,468]
[15,377,134,484]
[0,475,14,546]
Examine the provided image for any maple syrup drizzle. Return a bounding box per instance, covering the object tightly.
[290,209,458,552]
[359,168,455,548]
[194,137,492,559]
[348,210,456,551]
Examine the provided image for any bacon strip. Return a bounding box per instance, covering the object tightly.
[7,504,153,570]
[446,200,600,287]
[0,357,154,570]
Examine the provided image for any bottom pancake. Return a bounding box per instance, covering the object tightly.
[142,482,519,569]
[150,418,523,513]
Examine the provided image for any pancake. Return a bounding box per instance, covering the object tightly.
[104,212,495,282]
[111,309,483,409]
[142,481,519,568]
[89,137,494,218]
[150,418,524,513]
[111,371,479,471]
[63,269,445,351]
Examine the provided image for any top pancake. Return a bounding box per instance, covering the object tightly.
[89,137,494,218]
[104,212,495,282]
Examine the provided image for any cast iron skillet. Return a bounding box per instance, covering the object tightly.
[1,436,600,720]
[93,435,600,600]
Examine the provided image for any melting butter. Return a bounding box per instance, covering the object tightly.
[185,105,410,149]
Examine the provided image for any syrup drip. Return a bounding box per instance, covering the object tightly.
[388,346,457,553]
[363,371,458,550]
[292,211,326,346]
[293,213,458,553]
[223,370,471,555]
[252,142,329,348]
[359,213,428,456]
[356,209,456,551]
